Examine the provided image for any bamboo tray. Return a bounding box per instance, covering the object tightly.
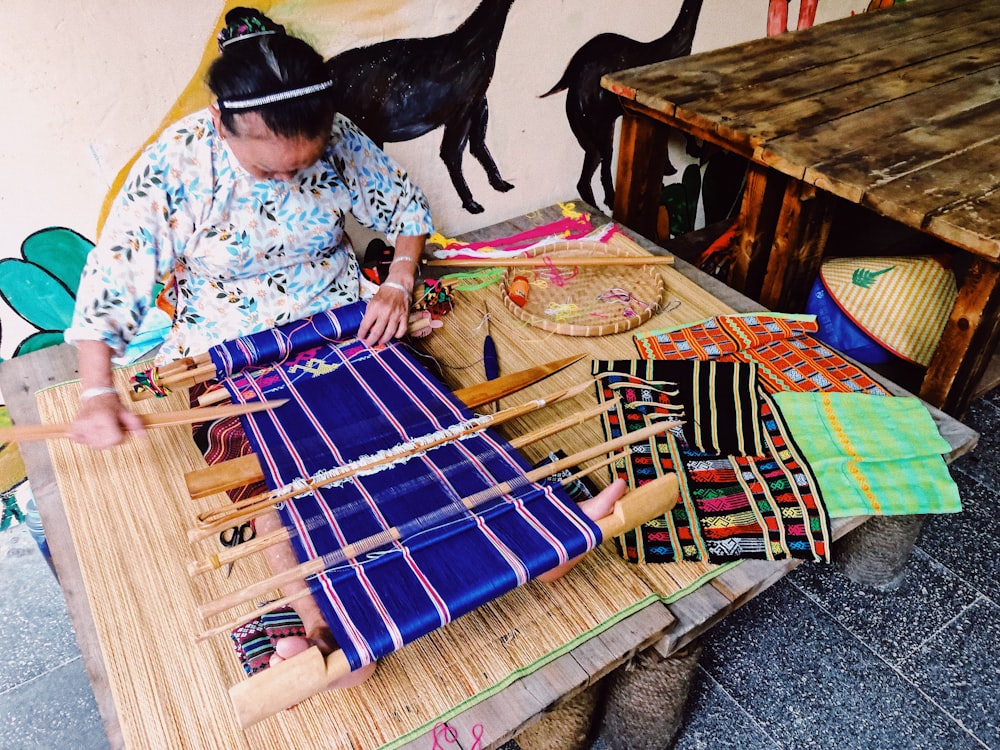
[500,235,666,336]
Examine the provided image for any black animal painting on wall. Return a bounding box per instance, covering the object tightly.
[540,0,705,210]
[325,0,516,214]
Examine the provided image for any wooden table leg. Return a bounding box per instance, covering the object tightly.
[612,105,671,242]
[759,180,837,311]
[920,257,1000,416]
[728,162,787,300]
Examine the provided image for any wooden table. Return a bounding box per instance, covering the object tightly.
[604,0,1000,417]
[0,202,977,749]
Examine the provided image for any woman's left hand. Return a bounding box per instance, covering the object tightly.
[359,282,412,346]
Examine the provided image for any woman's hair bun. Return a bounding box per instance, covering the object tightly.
[217,7,285,52]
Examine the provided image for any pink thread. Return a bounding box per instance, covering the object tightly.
[430,722,484,749]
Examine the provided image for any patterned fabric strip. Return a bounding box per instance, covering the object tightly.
[210,307,600,670]
[634,313,890,396]
[771,391,961,517]
[593,360,829,564]
[208,300,368,377]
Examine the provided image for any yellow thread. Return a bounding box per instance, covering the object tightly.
[820,393,881,512]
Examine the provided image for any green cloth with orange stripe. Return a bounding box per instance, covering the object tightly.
[771,391,961,517]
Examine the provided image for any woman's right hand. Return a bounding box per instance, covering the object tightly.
[70,391,146,449]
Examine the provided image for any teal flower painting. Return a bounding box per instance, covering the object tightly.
[0,227,169,361]
[0,227,93,356]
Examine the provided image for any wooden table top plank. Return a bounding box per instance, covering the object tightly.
[602,0,979,112]
[802,97,1000,205]
[673,20,1000,152]
[756,61,1000,181]
[861,138,1000,257]
[926,190,1000,260]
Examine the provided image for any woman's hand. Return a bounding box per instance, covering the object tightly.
[358,234,428,347]
[72,341,146,449]
[69,391,146,450]
[358,281,412,346]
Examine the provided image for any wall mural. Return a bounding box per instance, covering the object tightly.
[540,0,705,211]
[0,0,885,525]
[326,0,516,214]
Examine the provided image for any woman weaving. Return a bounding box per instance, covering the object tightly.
[65,8,627,689]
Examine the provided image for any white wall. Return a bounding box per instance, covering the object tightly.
[0,0,868,359]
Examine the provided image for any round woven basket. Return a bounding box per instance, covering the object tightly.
[499,238,665,337]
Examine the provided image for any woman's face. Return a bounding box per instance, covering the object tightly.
[211,107,327,182]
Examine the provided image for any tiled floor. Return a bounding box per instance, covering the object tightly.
[1,391,997,750]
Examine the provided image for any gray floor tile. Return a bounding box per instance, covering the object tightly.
[788,547,981,662]
[670,668,780,750]
[896,597,1000,749]
[0,658,108,750]
[698,580,984,750]
[0,527,81,694]
[948,396,1000,488]
[917,468,1000,604]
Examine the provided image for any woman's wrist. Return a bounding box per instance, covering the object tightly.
[382,280,413,297]
[80,386,119,402]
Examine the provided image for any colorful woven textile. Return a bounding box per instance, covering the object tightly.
[593,360,829,564]
[771,391,961,517]
[634,313,891,397]
[212,301,601,671]
[230,605,307,676]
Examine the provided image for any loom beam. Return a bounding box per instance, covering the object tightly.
[0,399,287,443]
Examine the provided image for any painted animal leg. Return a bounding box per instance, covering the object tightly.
[576,147,602,207]
[440,117,483,214]
[597,124,619,209]
[468,97,514,194]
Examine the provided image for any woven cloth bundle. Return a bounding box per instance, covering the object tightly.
[209,301,601,671]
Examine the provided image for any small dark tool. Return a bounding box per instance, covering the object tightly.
[220,522,256,577]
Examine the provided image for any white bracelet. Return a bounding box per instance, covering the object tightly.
[382,281,412,297]
[390,256,420,267]
[80,386,118,402]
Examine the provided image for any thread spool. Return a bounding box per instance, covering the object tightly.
[508,276,530,307]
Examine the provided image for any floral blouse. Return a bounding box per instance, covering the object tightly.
[65,109,434,364]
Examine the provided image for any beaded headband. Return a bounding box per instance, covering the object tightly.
[217,15,282,51]
[219,29,276,48]
[218,80,334,110]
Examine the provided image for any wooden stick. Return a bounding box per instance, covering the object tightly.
[509,398,617,449]
[189,378,600,538]
[195,349,585,411]
[594,472,678,540]
[196,418,680,620]
[451,353,586,409]
[186,371,602,499]
[0,400,288,444]
[229,645,353,728]
[426,255,674,268]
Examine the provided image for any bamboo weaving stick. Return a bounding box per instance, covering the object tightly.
[0,400,288,443]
